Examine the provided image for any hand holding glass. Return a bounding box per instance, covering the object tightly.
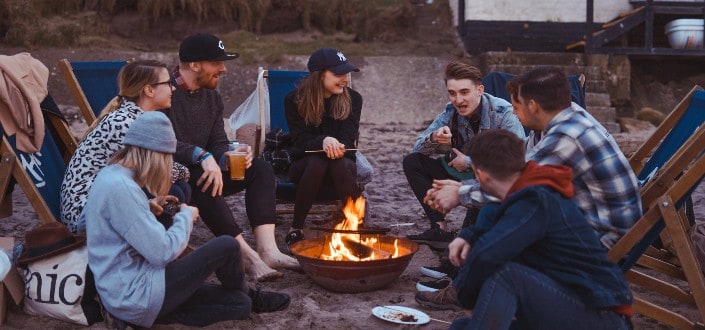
[227,142,248,180]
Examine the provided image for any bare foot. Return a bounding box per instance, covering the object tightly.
[236,234,284,282]
[244,255,283,282]
[260,250,302,271]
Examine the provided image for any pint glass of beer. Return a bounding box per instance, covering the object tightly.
[227,142,248,180]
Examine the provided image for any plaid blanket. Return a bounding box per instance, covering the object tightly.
[261,128,292,176]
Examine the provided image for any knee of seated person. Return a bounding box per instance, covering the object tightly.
[213,235,240,254]
[402,152,424,170]
[248,158,274,175]
[306,155,330,171]
[169,180,192,203]
[329,157,355,170]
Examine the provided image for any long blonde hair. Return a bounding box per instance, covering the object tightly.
[108,145,172,197]
[84,60,168,137]
[294,70,351,127]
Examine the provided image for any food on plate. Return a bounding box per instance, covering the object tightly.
[383,311,418,323]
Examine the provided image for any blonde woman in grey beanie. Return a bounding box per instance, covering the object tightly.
[80,112,290,328]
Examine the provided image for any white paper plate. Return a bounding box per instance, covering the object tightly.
[371,305,430,325]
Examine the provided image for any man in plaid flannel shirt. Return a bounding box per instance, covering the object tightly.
[426,66,642,248]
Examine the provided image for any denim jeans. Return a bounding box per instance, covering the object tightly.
[155,236,251,327]
[451,262,632,330]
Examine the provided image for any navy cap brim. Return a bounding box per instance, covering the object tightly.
[328,62,360,75]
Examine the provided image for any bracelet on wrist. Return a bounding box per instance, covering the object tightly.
[197,152,213,163]
[195,149,208,161]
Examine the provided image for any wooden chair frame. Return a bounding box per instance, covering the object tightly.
[609,85,705,328]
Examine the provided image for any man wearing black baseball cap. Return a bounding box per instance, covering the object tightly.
[165,33,300,284]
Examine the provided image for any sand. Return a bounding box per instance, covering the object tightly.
[0,118,702,329]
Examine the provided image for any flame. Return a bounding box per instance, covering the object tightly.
[320,197,399,261]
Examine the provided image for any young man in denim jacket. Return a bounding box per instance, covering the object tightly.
[417,129,633,329]
[403,61,525,249]
[425,67,641,249]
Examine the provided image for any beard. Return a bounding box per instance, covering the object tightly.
[195,71,219,90]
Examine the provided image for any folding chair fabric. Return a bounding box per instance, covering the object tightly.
[58,59,126,125]
[266,70,309,133]
[636,88,705,185]
[481,71,586,108]
[0,94,77,223]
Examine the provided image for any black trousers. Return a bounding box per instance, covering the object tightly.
[287,154,359,229]
[402,152,459,226]
[188,158,277,237]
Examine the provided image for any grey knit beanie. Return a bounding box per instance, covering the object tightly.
[123,111,177,153]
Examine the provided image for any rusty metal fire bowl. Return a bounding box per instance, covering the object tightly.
[289,235,419,293]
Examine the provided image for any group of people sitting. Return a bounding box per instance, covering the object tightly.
[50,30,640,328]
[404,62,640,328]
[55,33,367,327]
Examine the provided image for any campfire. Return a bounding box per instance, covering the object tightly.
[290,197,419,293]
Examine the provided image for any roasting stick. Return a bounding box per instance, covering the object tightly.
[376,305,452,325]
[305,148,378,153]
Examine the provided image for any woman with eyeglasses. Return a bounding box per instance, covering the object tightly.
[60,59,190,233]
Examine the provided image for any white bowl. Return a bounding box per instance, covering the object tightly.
[665,18,704,49]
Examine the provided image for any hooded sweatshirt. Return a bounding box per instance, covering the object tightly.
[455,161,633,312]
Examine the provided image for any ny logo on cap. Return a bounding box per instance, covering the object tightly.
[218,40,225,50]
[337,51,346,62]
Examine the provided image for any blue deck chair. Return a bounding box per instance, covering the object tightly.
[482,71,586,138]
[0,94,78,223]
[606,86,705,328]
[58,59,127,126]
[257,69,359,215]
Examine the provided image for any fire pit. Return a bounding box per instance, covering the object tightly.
[289,197,419,293]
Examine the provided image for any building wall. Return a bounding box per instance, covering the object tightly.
[449,0,633,24]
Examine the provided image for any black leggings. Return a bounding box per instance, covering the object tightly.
[188,158,277,237]
[288,154,359,229]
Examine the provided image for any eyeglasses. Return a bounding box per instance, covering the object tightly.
[150,80,172,87]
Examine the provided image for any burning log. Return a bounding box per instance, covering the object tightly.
[342,237,392,259]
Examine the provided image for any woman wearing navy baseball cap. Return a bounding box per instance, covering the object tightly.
[283,48,363,246]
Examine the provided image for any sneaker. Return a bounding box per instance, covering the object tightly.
[285,229,305,248]
[407,227,455,250]
[249,287,291,313]
[416,277,452,292]
[420,259,458,279]
[415,284,462,311]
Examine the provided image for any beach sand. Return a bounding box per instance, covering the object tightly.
[1,119,702,329]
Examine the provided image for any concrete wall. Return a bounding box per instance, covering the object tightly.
[449,0,633,24]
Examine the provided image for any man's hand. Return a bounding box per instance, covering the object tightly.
[197,156,223,197]
[424,179,461,214]
[431,126,452,144]
[448,148,469,172]
[148,195,179,216]
[230,144,254,169]
[322,136,345,159]
[448,237,471,267]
